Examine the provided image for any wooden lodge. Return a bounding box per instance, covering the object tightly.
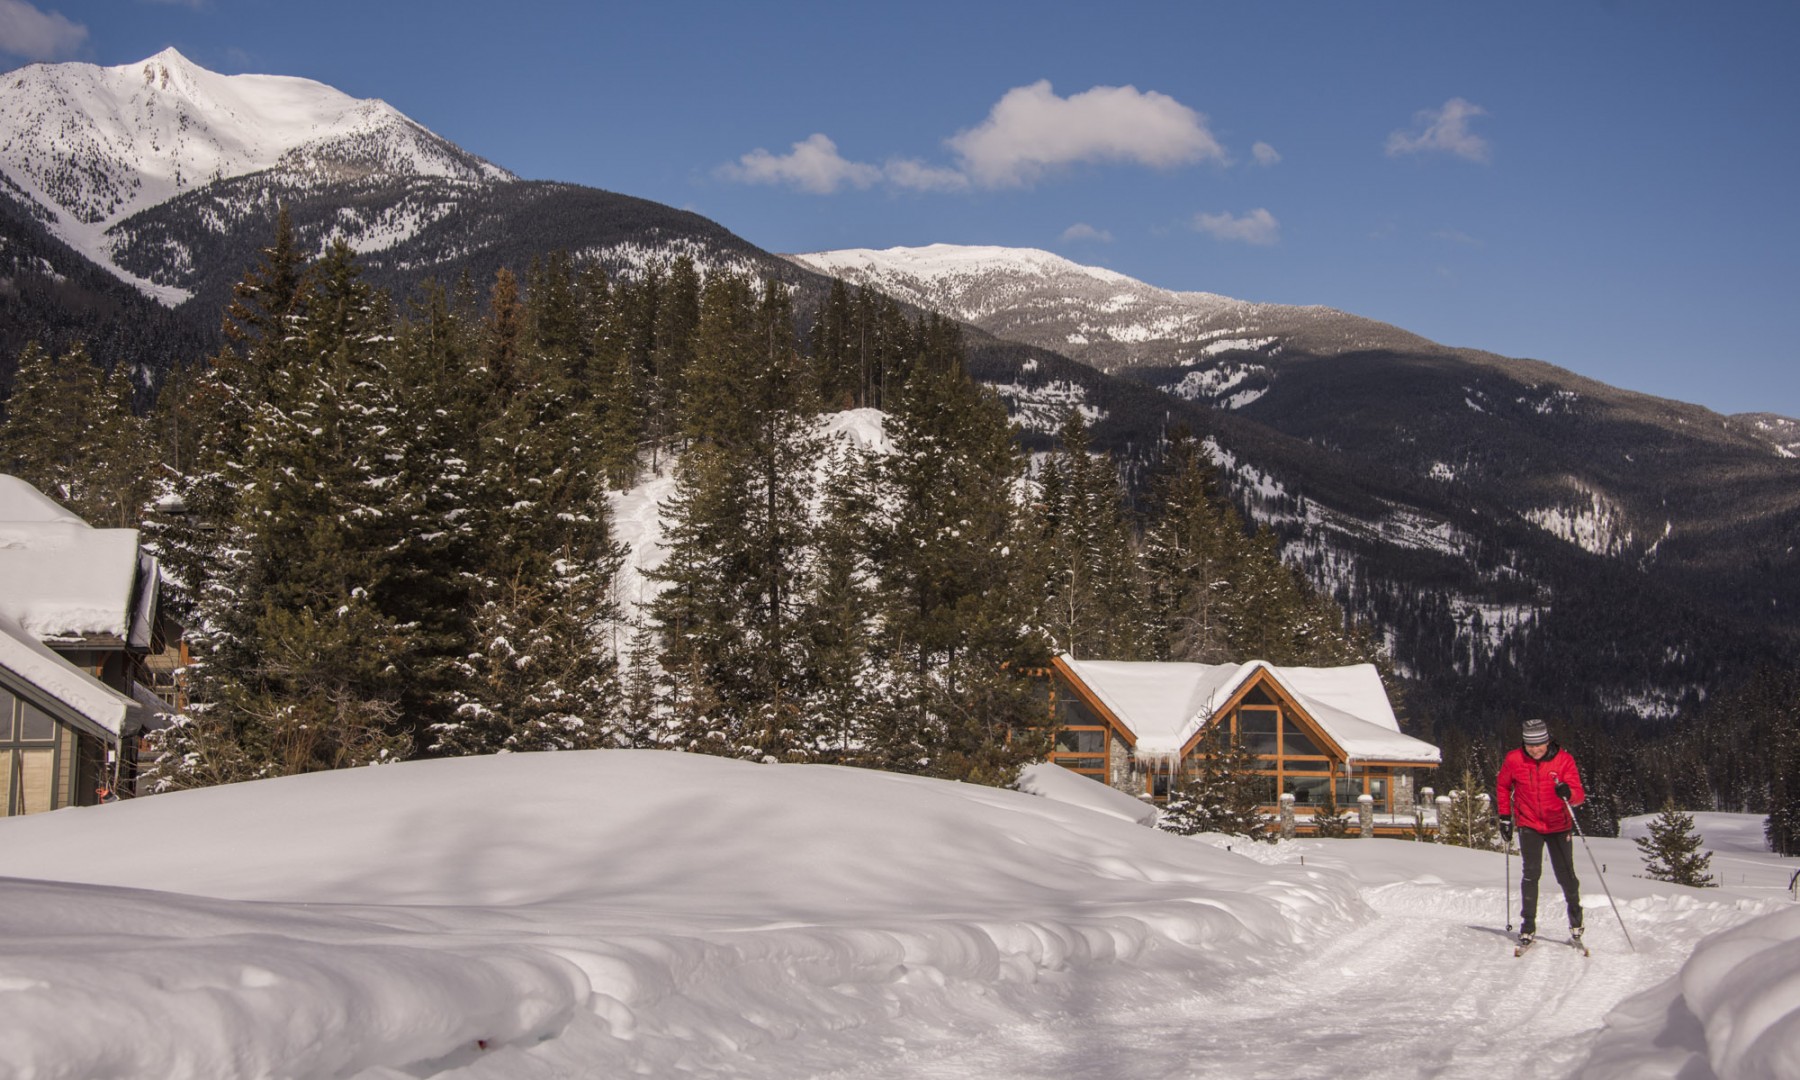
[0,475,177,816]
[1040,654,1441,835]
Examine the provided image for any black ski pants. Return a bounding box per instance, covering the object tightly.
[1519,827,1582,932]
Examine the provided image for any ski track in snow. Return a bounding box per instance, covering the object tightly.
[787,882,1693,1080]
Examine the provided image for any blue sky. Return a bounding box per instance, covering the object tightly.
[5,1,1798,418]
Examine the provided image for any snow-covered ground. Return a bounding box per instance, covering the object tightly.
[0,753,1795,1079]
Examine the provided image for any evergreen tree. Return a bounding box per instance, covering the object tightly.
[85,358,152,528]
[436,254,630,757]
[1158,723,1269,839]
[809,277,858,409]
[652,256,701,443]
[525,251,585,388]
[652,275,822,761]
[1139,426,1376,669]
[589,270,647,490]
[1310,790,1352,838]
[863,318,1049,784]
[432,566,622,754]
[1636,801,1716,887]
[1040,407,1143,660]
[1438,769,1501,850]
[799,440,883,760]
[148,238,421,785]
[382,281,488,734]
[0,341,133,523]
[1139,429,1245,663]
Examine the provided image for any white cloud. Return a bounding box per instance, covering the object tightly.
[718,133,882,194]
[1060,223,1113,243]
[1251,141,1281,167]
[1433,229,1482,247]
[947,80,1225,188]
[1194,208,1280,246]
[882,158,970,193]
[0,0,86,60]
[1386,98,1491,163]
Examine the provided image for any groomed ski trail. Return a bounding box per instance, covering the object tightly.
[796,879,1681,1080]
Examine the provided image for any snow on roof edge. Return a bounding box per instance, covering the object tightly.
[0,612,137,737]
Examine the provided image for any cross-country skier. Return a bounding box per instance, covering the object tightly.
[1496,718,1585,949]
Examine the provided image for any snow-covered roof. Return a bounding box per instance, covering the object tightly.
[0,474,88,524]
[0,611,136,737]
[1058,655,1440,765]
[0,476,156,644]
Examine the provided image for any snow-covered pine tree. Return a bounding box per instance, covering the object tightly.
[1635,801,1716,887]
[1310,790,1352,838]
[799,439,883,762]
[651,255,701,447]
[382,281,491,736]
[0,340,102,508]
[862,316,1050,786]
[1041,407,1145,661]
[149,238,420,786]
[86,358,152,529]
[589,273,648,491]
[1158,722,1269,840]
[1138,426,1377,670]
[434,258,629,757]
[809,276,858,411]
[651,273,822,762]
[1139,428,1246,664]
[1438,769,1501,850]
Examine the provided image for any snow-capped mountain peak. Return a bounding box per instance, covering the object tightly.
[0,49,513,303]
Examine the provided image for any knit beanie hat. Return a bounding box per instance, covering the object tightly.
[1522,718,1550,745]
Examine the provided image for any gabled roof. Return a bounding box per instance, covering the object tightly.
[0,475,157,646]
[1056,655,1440,765]
[0,611,137,738]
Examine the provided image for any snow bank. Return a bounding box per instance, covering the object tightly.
[1017,760,1159,826]
[1579,905,1800,1080]
[0,751,1364,1078]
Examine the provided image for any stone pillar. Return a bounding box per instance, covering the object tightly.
[1358,793,1375,838]
[1436,795,1452,838]
[1279,793,1296,840]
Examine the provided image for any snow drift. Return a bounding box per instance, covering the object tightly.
[0,750,1361,1078]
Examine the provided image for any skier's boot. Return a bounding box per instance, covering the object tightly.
[1571,926,1584,944]
[1518,929,1535,948]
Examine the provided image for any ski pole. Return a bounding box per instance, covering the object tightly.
[1500,789,1513,933]
[1562,793,1636,952]
[1483,747,1512,933]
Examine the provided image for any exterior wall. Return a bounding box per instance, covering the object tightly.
[1108,729,1136,795]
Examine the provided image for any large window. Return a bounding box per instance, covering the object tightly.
[1179,679,1346,810]
[1,686,78,816]
[1048,676,1112,782]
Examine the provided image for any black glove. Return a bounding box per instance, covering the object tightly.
[1554,781,1572,802]
[1499,816,1513,843]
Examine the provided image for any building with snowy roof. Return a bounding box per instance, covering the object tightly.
[0,475,177,815]
[1044,655,1440,833]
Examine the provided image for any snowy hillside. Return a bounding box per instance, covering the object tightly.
[0,752,1794,1079]
[788,244,1430,406]
[0,48,510,302]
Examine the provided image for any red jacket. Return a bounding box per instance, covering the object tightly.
[1495,744,1584,833]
